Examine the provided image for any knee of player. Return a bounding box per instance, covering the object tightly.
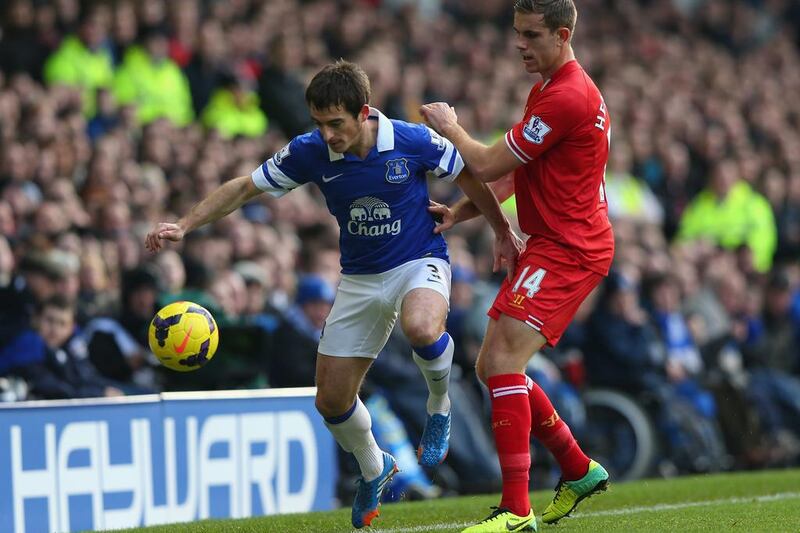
[315,390,353,418]
[404,321,444,347]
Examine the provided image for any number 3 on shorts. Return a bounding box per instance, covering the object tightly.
[512,266,546,298]
[426,263,442,281]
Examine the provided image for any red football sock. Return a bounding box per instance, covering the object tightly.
[526,376,590,480]
[488,374,532,516]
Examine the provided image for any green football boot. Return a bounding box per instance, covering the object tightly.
[541,460,609,524]
[461,507,537,532]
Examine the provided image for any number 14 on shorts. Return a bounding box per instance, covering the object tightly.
[512,266,547,298]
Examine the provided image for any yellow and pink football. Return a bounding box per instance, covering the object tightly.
[148,301,219,372]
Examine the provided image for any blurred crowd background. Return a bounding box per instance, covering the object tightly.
[1,0,800,502]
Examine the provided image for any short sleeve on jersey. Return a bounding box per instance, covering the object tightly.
[504,89,584,163]
[251,137,306,197]
[419,126,464,182]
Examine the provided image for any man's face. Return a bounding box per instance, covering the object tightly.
[310,249,342,287]
[244,282,267,315]
[36,306,74,349]
[711,160,738,197]
[302,300,333,330]
[80,13,107,49]
[0,237,13,281]
[25,272,57,302]
[128,286,156,319]
[310,105,368,154]
[652,281,679,313]
[513,12,563,75]
[146,35,169,62]
[155,251,186,292]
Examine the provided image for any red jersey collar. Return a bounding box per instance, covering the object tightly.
[541,59,580,88]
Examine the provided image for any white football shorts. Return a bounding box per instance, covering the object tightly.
[318,257,451,358]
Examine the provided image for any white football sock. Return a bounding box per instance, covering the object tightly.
[324,397,385,481]
[413,332,454,415]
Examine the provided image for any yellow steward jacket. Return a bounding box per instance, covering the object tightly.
[677,181,777,272]
[44,35,114,116]
[112,46,194,126]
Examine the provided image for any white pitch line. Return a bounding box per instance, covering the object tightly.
[369,491,800,533]
[569,491,800,518]
[370,521,471,533]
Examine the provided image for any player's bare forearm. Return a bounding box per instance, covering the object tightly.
[450,195,481,224]
[450,173,515,224]
[145,175,263,252]
[178,175,261,233]
[455,171,510,235]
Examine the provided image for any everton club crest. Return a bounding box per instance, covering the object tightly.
[385,158,410,184]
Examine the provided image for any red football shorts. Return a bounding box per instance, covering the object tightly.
[488,241,605,347]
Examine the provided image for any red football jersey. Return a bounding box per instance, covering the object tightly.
[504,60,614,275]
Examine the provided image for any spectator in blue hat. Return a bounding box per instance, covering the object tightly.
[295,274,336,328]
[447,264,478,374]
[269,275,336,388]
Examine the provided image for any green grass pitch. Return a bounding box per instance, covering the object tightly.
[107,468,800,532]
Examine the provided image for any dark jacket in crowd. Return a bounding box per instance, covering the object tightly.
[584,304,666,391]
[0,277,36,353]
[258,66,313,138]
[268,304,319,388]
[12,328,121,399]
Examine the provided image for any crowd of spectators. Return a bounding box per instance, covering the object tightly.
[1,0,800,495]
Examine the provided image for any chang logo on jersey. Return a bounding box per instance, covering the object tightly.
[347,196,402,236]
[523,115,551,145]
[385,158,410,184]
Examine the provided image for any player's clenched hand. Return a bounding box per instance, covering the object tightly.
[145,222,185,253]
[428,200,455,234]
[420,102,458,134]
[493,228,524,282]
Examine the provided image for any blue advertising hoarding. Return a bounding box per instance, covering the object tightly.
[0,388,336,533]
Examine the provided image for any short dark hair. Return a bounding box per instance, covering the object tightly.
[36,294,75,315]
[642,272,678,298]
[514,0,577,34]
[305,60,371,118]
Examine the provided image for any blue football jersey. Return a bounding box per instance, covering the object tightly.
[251,108,464,274]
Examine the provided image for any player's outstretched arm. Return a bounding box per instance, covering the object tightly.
[145,175,262,252]
[421,103,521,182]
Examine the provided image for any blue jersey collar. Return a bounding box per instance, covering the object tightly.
[327,107,394,161]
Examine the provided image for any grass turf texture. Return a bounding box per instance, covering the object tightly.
[107,468,800,532]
